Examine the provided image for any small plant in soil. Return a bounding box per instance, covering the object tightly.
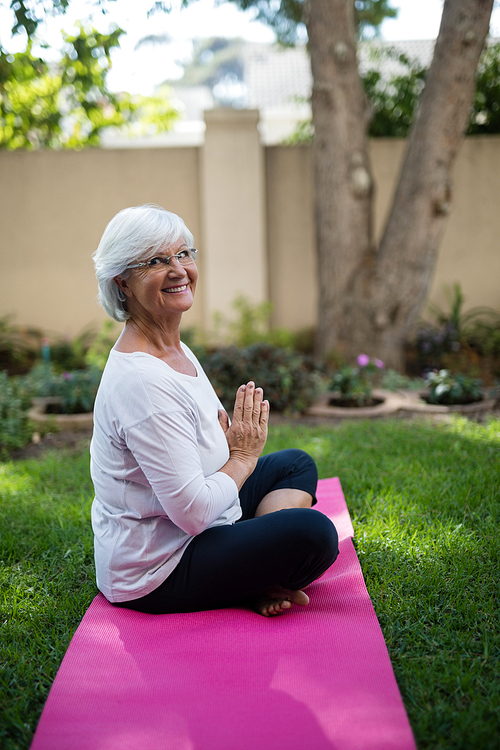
[424,369,483,405]
[19,363,102,414]
[329,355,384,407]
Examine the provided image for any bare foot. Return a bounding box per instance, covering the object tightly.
[253,586,310,617]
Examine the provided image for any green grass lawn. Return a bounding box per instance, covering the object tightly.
[1,415,499,749]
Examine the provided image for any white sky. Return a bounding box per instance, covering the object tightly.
[1,0,499,94]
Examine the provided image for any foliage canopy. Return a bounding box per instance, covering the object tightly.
[225,0,397,44]
[287,41,500,142]
[0,1,177,149]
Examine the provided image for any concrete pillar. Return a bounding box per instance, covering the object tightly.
[200,109,268,333]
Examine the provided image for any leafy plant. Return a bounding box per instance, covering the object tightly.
[468,42,500,134]
[465,318,500,358]
[330,354,384,406]
[0,318,102,374]
[0,315,41,374]
[426,283,465,338]
[47,326,98,371]
[200,343,319,414]
[364,48,427,138]
[30,322,119,372]
[415,321,461,363]
[84,320,119,371]
[287,41,500,144]
[56,367,102,414]
[380,369,425,392]
[0,370,32,456]
[425,370,483,406]
[18,363,60,400]
[212,295,297,350]
[413,283,500,375]
[0,24,178,150]
[19,363,101,414]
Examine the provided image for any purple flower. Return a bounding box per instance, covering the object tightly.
[62,372,72,380]
[357,354,370,367]
[374,359,384,369]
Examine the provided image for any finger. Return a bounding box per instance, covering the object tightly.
[260,399,270,427]
[232,385,246,421]
[242,381,255,421]
[252,387,264,420]
[218,409,229,433]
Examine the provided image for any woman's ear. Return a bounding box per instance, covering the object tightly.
[113,276,132,298]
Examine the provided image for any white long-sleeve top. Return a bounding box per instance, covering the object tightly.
[90,344,241,603]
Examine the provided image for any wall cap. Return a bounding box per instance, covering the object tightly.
[204,108,260,128]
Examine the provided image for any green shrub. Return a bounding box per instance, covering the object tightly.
[0,371,32,455]
[56,367,102,414]
[329,354,384,406]
[18,363,59,399]
[45,325,98,371]
[381,369,425,391]
[84,320,119,370]
[19,363,102,414]
[465,318,500,357]
[413,283,500,371]
[211,295,314,352]
[0,315,40,375]
[287,42,500,142]
[425,370,483,405]
[200,344,320,414]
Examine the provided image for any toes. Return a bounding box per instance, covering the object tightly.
[293,590,309,607]
[254,591,297,617]
[267,598,291,616]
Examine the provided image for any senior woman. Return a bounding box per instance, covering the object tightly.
[91,204,338,617]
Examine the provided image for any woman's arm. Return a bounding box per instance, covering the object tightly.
[123,407,240,537]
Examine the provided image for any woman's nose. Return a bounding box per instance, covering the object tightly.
[166,257,185,273]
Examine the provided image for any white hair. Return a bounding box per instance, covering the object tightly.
[92,204,194,322]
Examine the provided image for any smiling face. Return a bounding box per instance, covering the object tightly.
[114,236,198,327]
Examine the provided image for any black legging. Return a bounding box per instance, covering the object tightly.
[114,449,339,614]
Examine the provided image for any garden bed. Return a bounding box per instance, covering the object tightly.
[307,389,498,420]
[28,397,93,432]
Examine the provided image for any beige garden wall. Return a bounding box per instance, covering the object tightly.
[267,136,500,331]
[0,146,203,339]
[1,113,499,346]
[370,136,500,320]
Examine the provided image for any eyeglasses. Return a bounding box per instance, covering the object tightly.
[126,248,198,271]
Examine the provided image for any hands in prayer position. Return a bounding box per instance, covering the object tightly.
[218,382,270,489]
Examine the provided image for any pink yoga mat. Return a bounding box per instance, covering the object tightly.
[30,478,416,750]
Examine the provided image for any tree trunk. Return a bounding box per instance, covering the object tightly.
[306,0,374,359]
[307,0,494,369]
